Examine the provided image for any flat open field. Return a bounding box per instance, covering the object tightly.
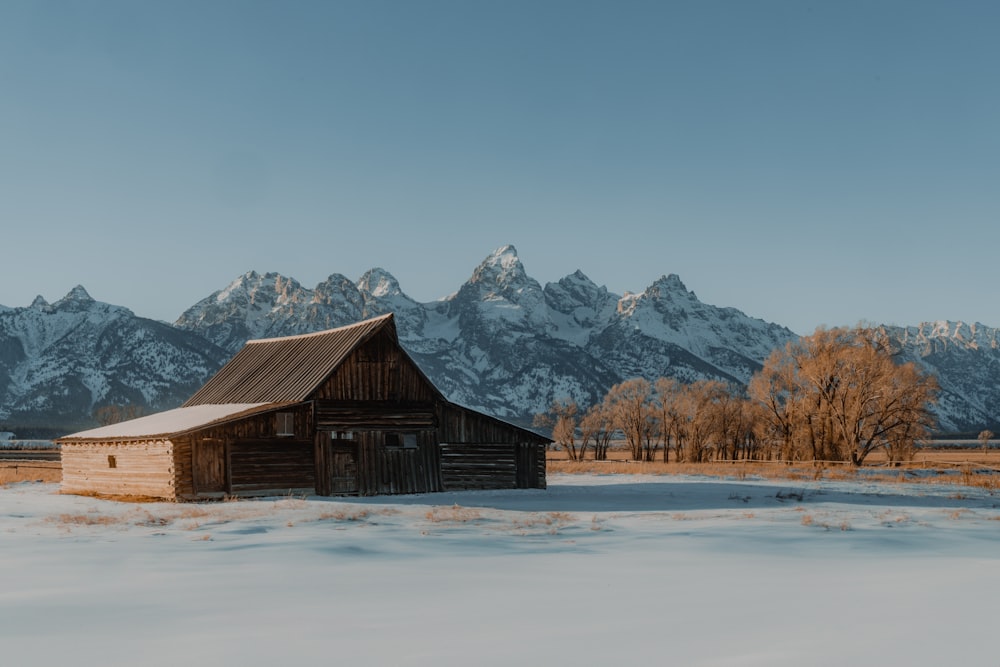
[3,473,999,667]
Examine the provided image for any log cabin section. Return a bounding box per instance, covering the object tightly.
[57,314,550,501]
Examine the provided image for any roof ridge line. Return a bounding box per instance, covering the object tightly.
[247,313,394,345]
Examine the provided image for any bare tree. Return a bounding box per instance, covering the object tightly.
[534,399,581,460]
[676,380,727,463]
[748,327,939,465]
[605,378,655,461]
[712,385,754,461]
[654,377,683,462]
[581,400,615,461]
[979,429,994,456]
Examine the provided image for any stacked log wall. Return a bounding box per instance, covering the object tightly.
[61,440,177,500]
[437,404,548,490]
[228,439,315,495]
[440,442,517,490]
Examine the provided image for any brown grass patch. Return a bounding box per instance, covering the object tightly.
[48,513,126,527]
[317,508,371,522]
[425,504,482,523]
[0,461,61,484]
[549,450,1000,491]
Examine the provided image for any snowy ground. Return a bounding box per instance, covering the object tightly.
[3,474,999,667]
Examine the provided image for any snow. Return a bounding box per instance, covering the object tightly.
[2,473,998,666]
[60,403,273,439]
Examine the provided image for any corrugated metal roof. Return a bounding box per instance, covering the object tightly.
[183,314,395,406]
[57,403,280,441]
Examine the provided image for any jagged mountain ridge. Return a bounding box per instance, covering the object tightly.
[1,246,998,434]
[173,246,798,422]
[878,322,1000,432]
[0,287,229,435]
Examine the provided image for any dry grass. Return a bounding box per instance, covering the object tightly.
[0,461,61,484]
[511,511,572,529]
[425,504,483,523]
[549,449,1000,490]
[49,512,124,527]
[317,508,371,522]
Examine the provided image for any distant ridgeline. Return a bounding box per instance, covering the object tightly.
[0,246,997,435]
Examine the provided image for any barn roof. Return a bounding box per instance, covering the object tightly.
[58,403,283,442]
[183,313,399,406]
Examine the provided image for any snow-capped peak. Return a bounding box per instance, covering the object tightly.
[217,271,260,303]
[468,245,529,289]
[61,285,94,303]
[50,285,103,313]
[650,274,693,298]
[358,268,403,299]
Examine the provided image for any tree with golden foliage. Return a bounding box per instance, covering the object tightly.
[605,378,656,461]
[749,327,938,465]
[653,377,683,462]
[579,400,615,461]
[533,399,581,460]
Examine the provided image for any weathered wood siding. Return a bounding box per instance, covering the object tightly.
[61,440,177,500]
[176,404,315,499]
[229,439,315,494]
[313,330,437,403]
[310,330,443,496]
[315,402,436,430]
[440,442,516,489]
[436,403,548,490]
[516,442,546,489]
[315,430,442,496]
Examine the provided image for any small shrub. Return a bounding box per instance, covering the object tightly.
[317,508,370,522]
[425,504,481,523]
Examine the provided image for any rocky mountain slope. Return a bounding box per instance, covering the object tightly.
[0,287,228,436]
[1,246,997,434]
[878,322,1000,433]
[174,246,797,422]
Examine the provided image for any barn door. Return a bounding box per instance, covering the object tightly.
[193,439,226,494]
[329,444,359,494]
[316,432,361,496]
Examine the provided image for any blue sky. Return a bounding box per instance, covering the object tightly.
[1,0,998,335]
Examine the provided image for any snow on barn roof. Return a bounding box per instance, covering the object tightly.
[58,403,280,441]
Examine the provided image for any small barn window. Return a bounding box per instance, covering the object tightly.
[276,412,295,437]
[384,433,418,449]
[333,431,354,441]
[107,455,117,469]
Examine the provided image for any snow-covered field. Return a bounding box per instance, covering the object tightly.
[3,474,999,666]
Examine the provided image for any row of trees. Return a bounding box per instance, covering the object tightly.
[535,326,941,465]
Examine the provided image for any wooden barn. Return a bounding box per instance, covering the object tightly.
[58,314,549,501]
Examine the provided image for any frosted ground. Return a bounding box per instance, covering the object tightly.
[3,474,999,667]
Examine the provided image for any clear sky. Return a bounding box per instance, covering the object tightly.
[1,0,998,335]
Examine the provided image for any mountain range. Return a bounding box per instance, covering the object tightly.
[1,245,996,436]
